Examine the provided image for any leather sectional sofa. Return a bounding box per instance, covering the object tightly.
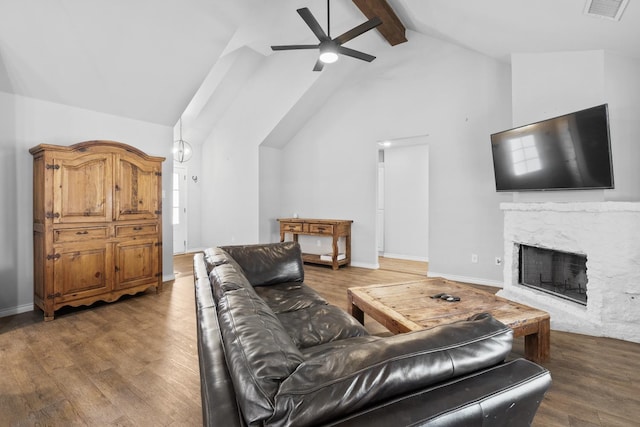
[193,242,551,426]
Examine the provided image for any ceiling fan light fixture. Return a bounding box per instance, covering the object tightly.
[319,50,339,64]
[319,42,339,63]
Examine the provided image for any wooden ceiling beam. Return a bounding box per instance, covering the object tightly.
[352,0,407,46]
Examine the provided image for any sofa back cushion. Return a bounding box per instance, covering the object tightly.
[203,247,237,273]
[269,313,513,427]
[221,242,304,286]
[217,288,304,425]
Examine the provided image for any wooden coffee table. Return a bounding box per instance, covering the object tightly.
[348,278,550,363]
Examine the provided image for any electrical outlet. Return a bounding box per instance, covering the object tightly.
[471,254,478,263]
[495,257,502,266]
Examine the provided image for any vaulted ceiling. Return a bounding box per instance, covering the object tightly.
[1,0,638,131]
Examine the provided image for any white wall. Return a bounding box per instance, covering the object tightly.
[198,50,320,248]
[0,91,173,317]
[277,31,512,281]
[383,143,429,261]
[510,51,640,202]
[259,145,282,243]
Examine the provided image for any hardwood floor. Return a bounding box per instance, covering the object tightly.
[1,254,639,426]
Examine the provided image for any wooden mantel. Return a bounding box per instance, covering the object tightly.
[352,0,407,46]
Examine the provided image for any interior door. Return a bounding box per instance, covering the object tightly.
[172,166,188,254]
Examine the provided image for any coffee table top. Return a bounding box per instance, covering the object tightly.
[348,277,550,336]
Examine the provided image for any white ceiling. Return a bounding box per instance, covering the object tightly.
[0,0,638,127]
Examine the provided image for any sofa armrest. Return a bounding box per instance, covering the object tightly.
[328,358,552,427]
[193,253,245,427]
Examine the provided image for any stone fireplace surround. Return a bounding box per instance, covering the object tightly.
[498,202,640,343]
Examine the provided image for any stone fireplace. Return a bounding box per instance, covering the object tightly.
[498,202,640,343]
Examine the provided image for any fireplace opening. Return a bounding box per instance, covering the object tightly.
[518,244,587,305]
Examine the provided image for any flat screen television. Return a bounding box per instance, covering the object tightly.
[490,104,614,191]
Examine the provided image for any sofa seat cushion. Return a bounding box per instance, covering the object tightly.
[221,242,304,286]
[217,288,304,425]
[255,282,329,314]
[268,313,512,427]
[277,304,369,349]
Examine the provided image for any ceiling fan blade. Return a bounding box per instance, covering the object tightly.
[313,59,325,72]
[271,44,318,51]
[334,16,382,45]
[297,8,329,42]
[337,46,376,62]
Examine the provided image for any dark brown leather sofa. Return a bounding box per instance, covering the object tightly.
[193,242,551,426]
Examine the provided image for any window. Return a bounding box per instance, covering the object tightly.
[172,172,180,225]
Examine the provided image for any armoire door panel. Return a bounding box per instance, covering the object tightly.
[53,153,113,223]
[52,244,111,303]
[115,156,160,221]
[114,239,159,290]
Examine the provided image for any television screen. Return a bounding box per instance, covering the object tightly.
[490,104,614,191]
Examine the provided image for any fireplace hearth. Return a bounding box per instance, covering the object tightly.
[519,245,587,305]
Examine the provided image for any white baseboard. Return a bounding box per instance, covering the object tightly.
[382,253,428,262]
[0,303,34,319]
[427,271,504,288]
[349,261,379,270]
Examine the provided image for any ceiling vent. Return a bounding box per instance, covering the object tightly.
[584,0,629,21]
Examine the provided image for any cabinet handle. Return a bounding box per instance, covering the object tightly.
[133,227,143,231]
[76,231,89,235]
[317,227,326,231]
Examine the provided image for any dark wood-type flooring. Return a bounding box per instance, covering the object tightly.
[1,254,638,426]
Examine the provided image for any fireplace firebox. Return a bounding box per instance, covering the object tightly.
[519,244,587,305]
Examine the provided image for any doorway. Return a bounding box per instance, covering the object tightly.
[172,165,188,254]
[376,137,429,262]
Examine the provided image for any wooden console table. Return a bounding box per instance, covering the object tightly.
[278,218,352,270]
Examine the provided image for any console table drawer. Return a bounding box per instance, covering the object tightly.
[281,222,303,232]
[309,223,333,234]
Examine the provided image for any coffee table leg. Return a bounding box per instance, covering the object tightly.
[350,303,365,325]
[525,317,551,363]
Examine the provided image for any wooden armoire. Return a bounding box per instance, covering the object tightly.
[30,140,165,320]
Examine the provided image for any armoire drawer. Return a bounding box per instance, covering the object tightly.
[115,223,159,237]
[54,227,108,242]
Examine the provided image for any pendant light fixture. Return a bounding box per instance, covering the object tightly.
[173,117,192,163]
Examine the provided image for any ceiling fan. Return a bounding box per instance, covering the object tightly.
[271,0,382,71]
